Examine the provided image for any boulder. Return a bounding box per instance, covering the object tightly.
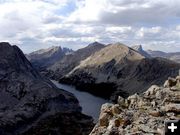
[164,77,177,87]
[144,85,160,97]
[165,104,180,113]
[112,104,121,115]
[100,103,113,114]
[127,93,140,109]
[170,86,180,91]
[149,110,162,117]
[99,113,112,127]
[117,96,125,106]
[176,76,180,81]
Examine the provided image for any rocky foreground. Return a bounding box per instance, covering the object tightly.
[90,76,180,135]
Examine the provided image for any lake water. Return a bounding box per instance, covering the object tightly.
[52,80,108,122]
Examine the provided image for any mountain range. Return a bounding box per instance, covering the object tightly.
[147,49,180,63]
[59,43,180,101]
[27,42,180,101]
[0,41,180,135]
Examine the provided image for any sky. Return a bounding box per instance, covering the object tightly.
[0,0,180,53]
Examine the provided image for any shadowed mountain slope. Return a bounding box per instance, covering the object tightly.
[0,42,93,135]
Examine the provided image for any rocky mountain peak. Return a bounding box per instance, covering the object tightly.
[48,46,62,53]
[0,42,17,56]
[88,41,105,47]
[0,41,11,47]
[113,42,126,46]
[132,44,151,58]
[0,42,40,79]
[28,46,62,58]
[27,46,67,70]
[132,44,143,51]
[71,43,144,70]
[62,47,74,55]
[90,75,180,134]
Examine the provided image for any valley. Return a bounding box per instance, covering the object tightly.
[28,42,180,102]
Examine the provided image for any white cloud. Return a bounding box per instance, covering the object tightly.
[136,27,162,38]
[66,0,180,25]
[0,0,179,53]
[106,26,132,33]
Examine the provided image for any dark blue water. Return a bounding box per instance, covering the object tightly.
[52,80,108,122]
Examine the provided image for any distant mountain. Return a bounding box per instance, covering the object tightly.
[147,50,167,57]
[132,45,151,58]
[147,50,180,63]
[62,47,74,54]
[27,46,63,60]
[59,43,180,101]
[0,42,93,135]
[47,42,105,79]
[27,46,71,70]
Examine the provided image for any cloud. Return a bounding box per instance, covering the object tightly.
[67,0,180,25]
[0,0,179,53]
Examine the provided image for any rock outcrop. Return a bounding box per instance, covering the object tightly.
[132,45,151,58]
[59,43,180,101]
[90,76,180,135]
[0,42,93,135]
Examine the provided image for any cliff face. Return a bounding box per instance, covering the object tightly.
[90,76,180,135]
[59,43,180,101]
[0,42,93,135]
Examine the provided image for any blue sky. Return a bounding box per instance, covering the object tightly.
[0,0,180,53]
